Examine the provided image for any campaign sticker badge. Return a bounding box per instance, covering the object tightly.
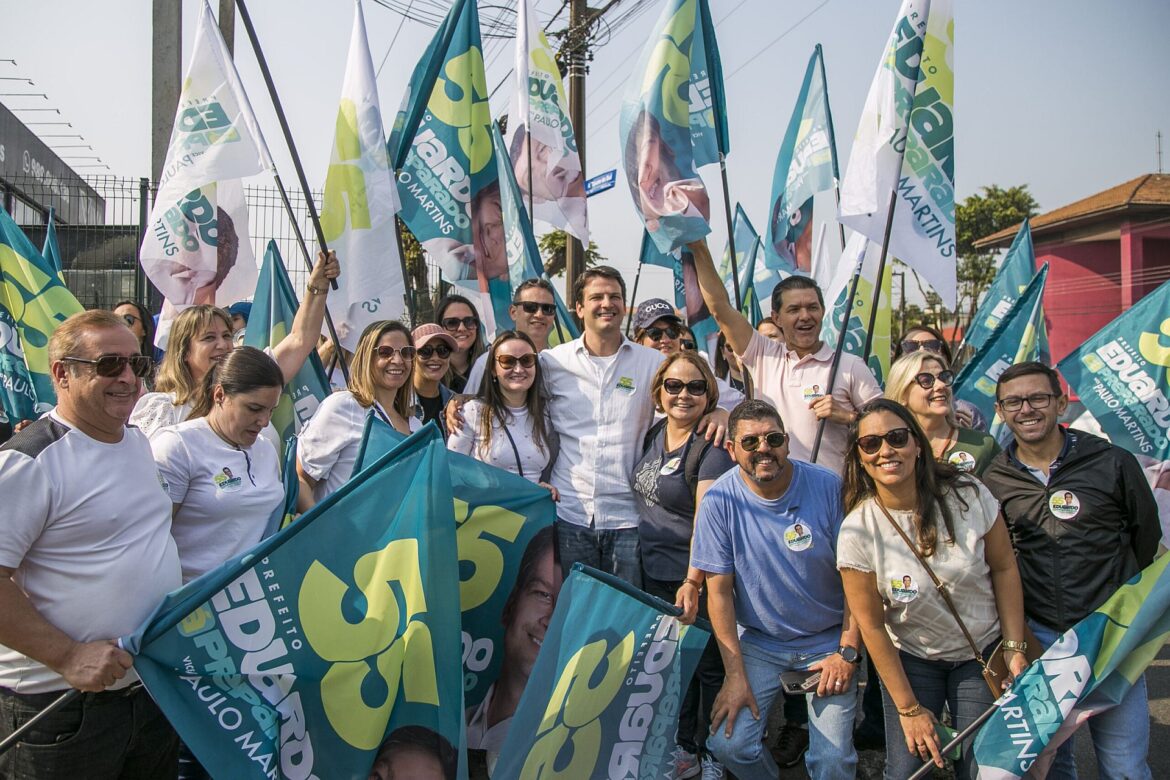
[948,450,977,472]
[783,522,813,552]
[213,467,244,493]
[659,456,682,476]
[890,575,919,603]
[1049,490,1081,520]
[616,376,636,393]
[802,385,825,403]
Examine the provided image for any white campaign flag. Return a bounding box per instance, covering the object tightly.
[506,0,588,242]
[141,0,272,322]
[838,0,957,306]
[319,0,406,350]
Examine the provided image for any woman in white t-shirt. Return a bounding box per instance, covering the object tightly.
[836,399,1028,780]
[296,320,419,511]
[131,251,339,440]
[152,347,285,584]
[448,331,558,500]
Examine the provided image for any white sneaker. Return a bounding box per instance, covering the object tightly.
[700,754,725,779]
[670,745,701,779]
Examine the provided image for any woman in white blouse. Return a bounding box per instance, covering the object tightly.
[296,320,418,511]
[448,331,558,500]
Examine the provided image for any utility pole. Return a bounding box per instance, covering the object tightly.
[563,0,591,316]
[219,0,236,54]
[1158,130,1164,174]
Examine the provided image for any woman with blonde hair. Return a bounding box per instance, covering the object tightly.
[296,320,418,511]
[131,251,339,440]
[884,350,1000,476]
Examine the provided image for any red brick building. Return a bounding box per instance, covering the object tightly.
[976,174,1170,365]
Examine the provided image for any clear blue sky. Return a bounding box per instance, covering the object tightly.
[4,0,1168,303]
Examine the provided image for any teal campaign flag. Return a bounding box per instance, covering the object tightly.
[355,414,558,713]
[620,0,726,254]
[243,241,331,457]
[1059,277,1170,461]
[489,121,579,342]
[765,45,839,275]
[954,264,1049,436]
[392,0,501,295]
[972,554,1170,779]
[494,565,711,779]
[127,425,467,780]
[41,207,64,280]
[0,305,39,423]
[962,220,1035,353]
[0,205,84,411]
[720,203,765,325]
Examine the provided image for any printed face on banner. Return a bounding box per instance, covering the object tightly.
[627,110,711,234]
[148,184,237,306]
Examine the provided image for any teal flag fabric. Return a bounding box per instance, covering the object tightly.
[0,304,39,423]
[126,425,467,780]
[243,240,332,458]
[494,564,711,778]
[963,220,1036,353]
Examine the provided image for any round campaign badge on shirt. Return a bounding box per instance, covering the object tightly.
[213,467,244,493]
[1049,490,1081,520]
[948,450,977,472]
[890,575,919,603]
[783,522,813,552]
[659,456,682,476]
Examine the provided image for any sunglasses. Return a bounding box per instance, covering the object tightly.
[662,378,708,396]
[914,370,955,390]
[514,301,556,316]
[61,354,153,378]
[376,345,416,360]
[996,392,1058,412]
[121,313,141,327]
[680,340,696,351]
[441,316,478,332]
[496,353,537,370]
[856,427,913,455]
[645,326,680,341]
[416,343,452,360]
[901,338,946,354]
[738,431,787,452]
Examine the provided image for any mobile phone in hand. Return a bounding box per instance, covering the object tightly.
[780,669,822,694]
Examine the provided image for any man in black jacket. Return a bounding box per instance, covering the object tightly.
[983,361,1160,780]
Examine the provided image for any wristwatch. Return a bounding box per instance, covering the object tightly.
[837,645,861,664]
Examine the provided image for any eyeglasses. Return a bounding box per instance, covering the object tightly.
[680,340,696,351]
[738,431,787,452]
[856,427,913,455]
[441,316,477,332]
[120,313,141,327]
[376,345,416,361]
[416,343,452,360]
[901,338,946,354]
[61,354,153,378]
[514,301,556,316]
[997,392,1058,412]
[496,353,537,370]
[645,326,680,341]
[662,378,708,396]
[913,370,955,390]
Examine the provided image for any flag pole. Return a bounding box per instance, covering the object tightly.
[626,258,645,338]
[861,189,897,362]
[718,153,742,311]
[233,0,353,384]
[0,690,80,757]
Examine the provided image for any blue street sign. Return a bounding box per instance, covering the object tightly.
[585,169,617,197]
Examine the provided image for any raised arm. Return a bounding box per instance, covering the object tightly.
[271,250,341,384]
[687,239,755,356]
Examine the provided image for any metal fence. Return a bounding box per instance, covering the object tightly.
[1,173,446,320]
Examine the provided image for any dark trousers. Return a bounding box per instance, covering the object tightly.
[0,685,178,780]
[642,575,726,756]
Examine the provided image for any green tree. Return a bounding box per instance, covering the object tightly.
[538,229,606,278]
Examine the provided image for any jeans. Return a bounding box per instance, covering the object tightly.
[642,575,726,756]
[705,636,857,780]
[0,685,178,780]
[880,647,995,780]
[1029,620,1152,780]
[555,518,642,588]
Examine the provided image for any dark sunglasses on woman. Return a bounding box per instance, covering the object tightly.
[496,353,537,369]
[416,343,452,360]
[645,326,680,341]
[901,338,946,355]
[514,301,556,316]
[441,316,477,332]
[913,370,955,389]
[662,378,708,396]
[61,354,153,378]
[856,427,913,454]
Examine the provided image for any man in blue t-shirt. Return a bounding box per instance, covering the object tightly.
[692,400,859,780]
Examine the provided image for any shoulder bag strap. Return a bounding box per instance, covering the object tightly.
[498,410,525,478]
[874,496,989,668]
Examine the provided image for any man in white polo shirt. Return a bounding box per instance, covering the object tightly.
[0,310,182,778]
[690,239,880,473]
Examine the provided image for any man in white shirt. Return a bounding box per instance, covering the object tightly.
[0,310,183,779]
[689,239,881,473]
